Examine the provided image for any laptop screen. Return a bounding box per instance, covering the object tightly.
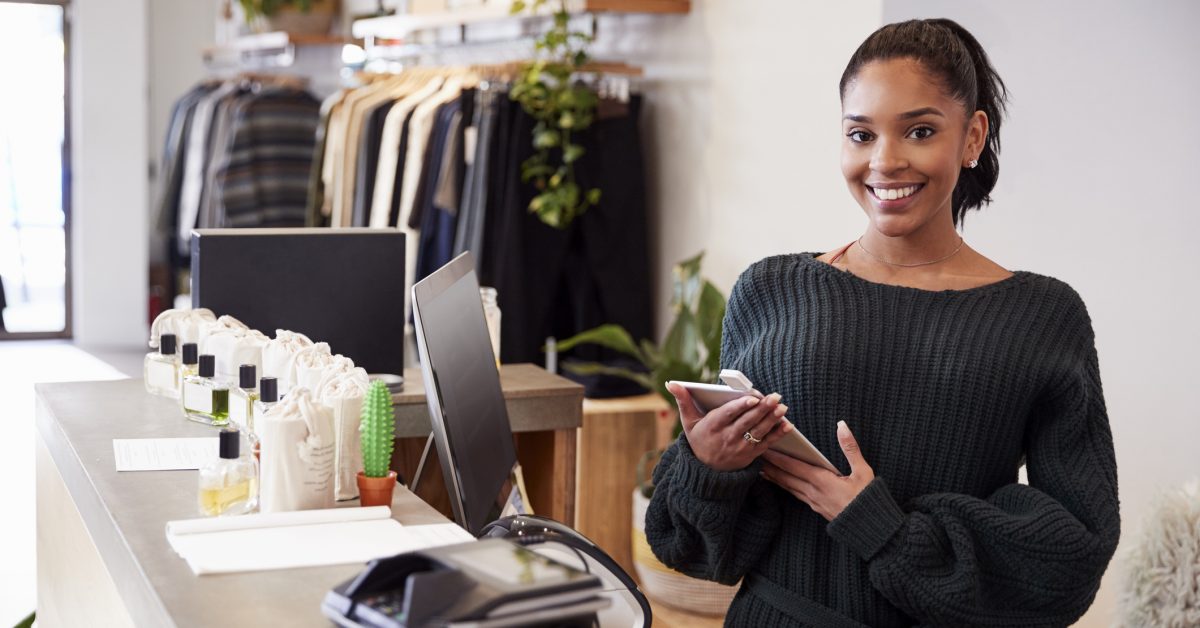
[411,252,517,534]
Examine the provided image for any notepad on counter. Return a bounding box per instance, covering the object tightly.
[114,437,217,471]
[165,506,476,575]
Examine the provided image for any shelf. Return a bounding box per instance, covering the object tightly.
[352,0,689,40]
[203,31,351,58]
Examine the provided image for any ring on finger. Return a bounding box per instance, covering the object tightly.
[743,430,762,444]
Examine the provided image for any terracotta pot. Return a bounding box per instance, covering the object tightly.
[265,0,339,35]
[357,470,398,507]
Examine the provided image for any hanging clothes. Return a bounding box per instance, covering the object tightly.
[302,66,653,396]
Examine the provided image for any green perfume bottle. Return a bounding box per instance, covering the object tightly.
[181,354,230,426]
[229,364,260,433]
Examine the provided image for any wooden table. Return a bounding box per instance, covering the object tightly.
[390,363,583,525]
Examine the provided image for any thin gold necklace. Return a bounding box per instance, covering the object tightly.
[856,236,965,267]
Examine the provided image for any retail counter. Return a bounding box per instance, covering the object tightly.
[34,373,582,627]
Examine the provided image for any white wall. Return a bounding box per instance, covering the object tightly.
[871,2,1200,626]
[147,0,221,269]
[70,0,150,347]
[591,0,883,333]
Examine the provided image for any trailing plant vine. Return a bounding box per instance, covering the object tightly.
[509,0,601,229]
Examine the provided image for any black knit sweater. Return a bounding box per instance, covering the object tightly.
[645,253,1120,627]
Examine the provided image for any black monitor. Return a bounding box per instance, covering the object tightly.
[190,228,406,377]
[411,251,517,535]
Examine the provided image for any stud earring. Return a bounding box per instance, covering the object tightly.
[967,159,979,169]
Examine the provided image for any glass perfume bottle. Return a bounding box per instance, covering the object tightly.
[480,286,501,367]
[229,364,259,433]
[198,428,258,516]
[144,333,180,398]
[178,342,199,391]
[250,377,278,461]
[181,354,230,426]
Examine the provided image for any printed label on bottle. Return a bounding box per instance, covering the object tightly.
[183,382,212,414]
[229,393,249,429]
[146,360,177,393]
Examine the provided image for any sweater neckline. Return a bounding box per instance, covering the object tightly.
[799,252,1034,296]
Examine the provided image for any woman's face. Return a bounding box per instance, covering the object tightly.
[840,58,985,237]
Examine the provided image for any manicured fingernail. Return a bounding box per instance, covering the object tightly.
[745,397,760,407]
[837,420,847,431]
[774,404,788,417]
[768,393,783,403]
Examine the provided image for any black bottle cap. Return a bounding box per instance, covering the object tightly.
[260,377,278,403]
[198,354,215,378]
[219,428,239,459]
[182,343,198,365]
[239,364,256,389]
[160,334,177,355]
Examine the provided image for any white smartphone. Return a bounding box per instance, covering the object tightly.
[667,371,841,475]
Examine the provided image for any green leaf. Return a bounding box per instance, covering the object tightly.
[651,359,703,412]
[573,50,588,67]
[697,279,726,374]
[661,307,699,368]
[558,112,576,129]
[585,188,601,205]
[534,129,561,148]
[562,362,654,390]
[553,324,646,363]
[639,338,662,367]
[510,0,526,14]
[563,144,584,164]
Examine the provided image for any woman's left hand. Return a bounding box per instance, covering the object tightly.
[760,420,875,521]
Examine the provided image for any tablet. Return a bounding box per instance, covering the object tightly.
[668,380,841,475]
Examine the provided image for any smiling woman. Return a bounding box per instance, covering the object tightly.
[645,18,1120,628]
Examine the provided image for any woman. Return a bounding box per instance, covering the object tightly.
[646,18,1120,628]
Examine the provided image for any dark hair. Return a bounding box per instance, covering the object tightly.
[840,19,1008,227]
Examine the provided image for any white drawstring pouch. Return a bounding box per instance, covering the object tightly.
[291,342,333,394]
[316,366,371,501]
[262,330,315,394]
[197,315,250,355]
[258,387,336,513]
[201,328,269,381]
[149,308,216,348]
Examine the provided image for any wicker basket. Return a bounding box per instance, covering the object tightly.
[631,488,739,616]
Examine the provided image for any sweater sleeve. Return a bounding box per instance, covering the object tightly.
[644,436,782,584]
[643,263,782,585]
[825,290,1120,627]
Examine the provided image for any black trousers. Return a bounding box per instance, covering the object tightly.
[486,96,652,397]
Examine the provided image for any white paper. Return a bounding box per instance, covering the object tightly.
[165,505,476,575]
[113,437,217,471]
[229,391,252,431]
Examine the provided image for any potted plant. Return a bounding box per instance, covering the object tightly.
[556,252,738,615]
[357,380,398,507]
[237,0,339,35]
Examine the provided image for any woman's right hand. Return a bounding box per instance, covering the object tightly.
[666,381,794,472]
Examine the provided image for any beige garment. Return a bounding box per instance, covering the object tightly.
[367,76,445,228]
[320,98,348,218]
[396,75,467,321]
[316,90,348,218]
[325,80,393,226]
[334,76,418,227]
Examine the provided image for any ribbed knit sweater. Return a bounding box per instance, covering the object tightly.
[645,253,1121,628]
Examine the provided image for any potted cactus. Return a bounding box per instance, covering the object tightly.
[357,380,397,507]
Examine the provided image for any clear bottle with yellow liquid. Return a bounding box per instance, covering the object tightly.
[198,428,258,516]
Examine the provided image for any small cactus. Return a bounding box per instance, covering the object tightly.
[360,380,395,478]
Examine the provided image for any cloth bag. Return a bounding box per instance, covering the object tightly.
[262,330,314,394]
[148,308,216,348]
[316,365,371,501]
[201,327,269,381]
[258,387,336,513]
[291,342,333,394]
